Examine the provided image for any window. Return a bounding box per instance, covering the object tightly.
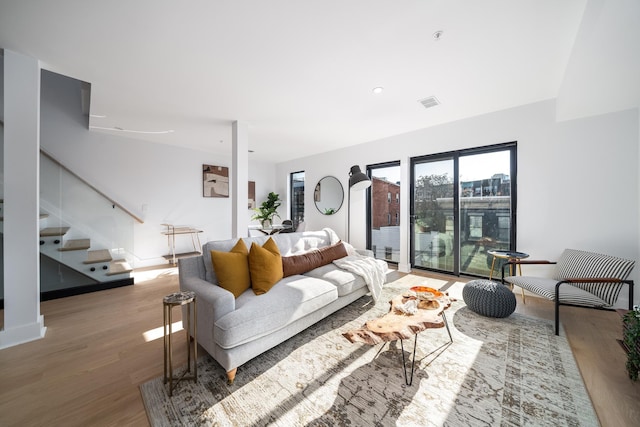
[289,171,305,230]
[411,142,516,277]
[367,161,401,264]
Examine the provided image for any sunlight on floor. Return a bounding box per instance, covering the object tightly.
[143,321,183,342]
[133,265,179,284]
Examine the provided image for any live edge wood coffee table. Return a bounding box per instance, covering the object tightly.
[343,287,453,386]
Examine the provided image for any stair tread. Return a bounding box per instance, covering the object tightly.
[58,238,91,252]
[84,249,113,264]
[40,227,71,237]
[106,259,133,276]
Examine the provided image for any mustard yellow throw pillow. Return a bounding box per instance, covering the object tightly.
[249,237,284,295]
[210,239,250,298]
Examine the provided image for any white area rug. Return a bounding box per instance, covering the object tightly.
[140,275,598,426]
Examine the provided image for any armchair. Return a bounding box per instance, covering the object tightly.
[502,249,635,335]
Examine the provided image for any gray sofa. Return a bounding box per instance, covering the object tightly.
[178,229,384,384]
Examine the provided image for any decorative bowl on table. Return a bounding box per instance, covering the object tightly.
[409,286,444,301]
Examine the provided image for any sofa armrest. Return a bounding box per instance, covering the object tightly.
[179,256,236,346]
[356,248,374,258]
[180,275,236,323]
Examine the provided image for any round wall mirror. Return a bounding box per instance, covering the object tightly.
[314,176,344,215]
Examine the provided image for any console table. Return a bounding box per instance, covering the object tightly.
[161,224,203,265]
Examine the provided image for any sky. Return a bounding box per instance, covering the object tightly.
[371,150,511,184]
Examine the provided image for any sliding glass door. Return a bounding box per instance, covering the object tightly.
[412,157,456,272]
[411,143,516,277]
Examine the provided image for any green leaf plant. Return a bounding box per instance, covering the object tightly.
[251,192,282,224]
[623,306,640,381]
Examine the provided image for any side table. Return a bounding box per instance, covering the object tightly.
[488,250,529,302]
[163,291,197,396]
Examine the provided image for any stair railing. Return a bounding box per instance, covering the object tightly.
[39,150,142,270]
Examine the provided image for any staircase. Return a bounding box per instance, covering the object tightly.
[0,151,140,305]
[39,225,133,284]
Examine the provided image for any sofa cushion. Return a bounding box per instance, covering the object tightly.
[214,275,338,349]
[210,239,250,298]
[282,241,348,277]
[202,230,334,284]
[248,238,284,295]
[303,263,366,297]
[505,276,610,307]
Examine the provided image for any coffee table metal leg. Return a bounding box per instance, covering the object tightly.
[442,312,453,343]
[400,334,418,386]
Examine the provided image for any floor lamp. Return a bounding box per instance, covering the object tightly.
[347,165,371,243]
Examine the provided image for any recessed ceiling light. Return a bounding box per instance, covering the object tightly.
[372,87,384,94]
[433,30,444,41]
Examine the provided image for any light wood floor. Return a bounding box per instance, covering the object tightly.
[0,267,639,426]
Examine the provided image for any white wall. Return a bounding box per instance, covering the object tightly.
[39,71,277,268]
[276,99,640,306]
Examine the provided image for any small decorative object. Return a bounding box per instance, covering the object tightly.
[622,305,640,381]
[395,297,419,315]
[410,285,444,301]
[251,192,282,228]
[203,164,229,198]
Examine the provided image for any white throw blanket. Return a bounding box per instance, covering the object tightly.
[333,255,386,302]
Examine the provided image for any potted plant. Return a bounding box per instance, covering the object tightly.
[252,192,281,229]
[622,305,640,381]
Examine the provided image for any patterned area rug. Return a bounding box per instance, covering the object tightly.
[140,274,599,426]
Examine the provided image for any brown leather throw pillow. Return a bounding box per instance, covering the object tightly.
[282,241,348,277]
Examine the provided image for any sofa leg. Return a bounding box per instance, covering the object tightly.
[226,368,237,385]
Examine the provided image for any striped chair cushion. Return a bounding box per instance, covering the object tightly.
[553,249,635,306]
[504,276,609,307]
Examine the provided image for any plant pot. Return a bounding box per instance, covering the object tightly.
[261,219,272,230]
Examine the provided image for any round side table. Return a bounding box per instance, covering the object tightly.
[487,250,529,302]
[487,250,529,280]
[163,291,197,396]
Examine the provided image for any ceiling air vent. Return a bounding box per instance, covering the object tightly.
[418,96,440,109]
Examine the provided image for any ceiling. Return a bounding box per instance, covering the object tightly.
[0,1,638,163]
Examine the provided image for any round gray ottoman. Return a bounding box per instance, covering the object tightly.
[462,279,516,318]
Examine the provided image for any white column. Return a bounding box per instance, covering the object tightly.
[0,50,46,349]
[231,121,249,239]
[398,157,411,273]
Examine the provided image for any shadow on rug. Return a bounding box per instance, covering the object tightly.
[140,276,599,427]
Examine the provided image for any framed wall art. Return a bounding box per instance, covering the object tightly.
[203,164,229,198]
[248,181,256,209]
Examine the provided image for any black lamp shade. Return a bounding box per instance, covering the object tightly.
[349,165,371,191]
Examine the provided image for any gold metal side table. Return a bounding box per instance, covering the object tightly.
[163,291,197,396]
